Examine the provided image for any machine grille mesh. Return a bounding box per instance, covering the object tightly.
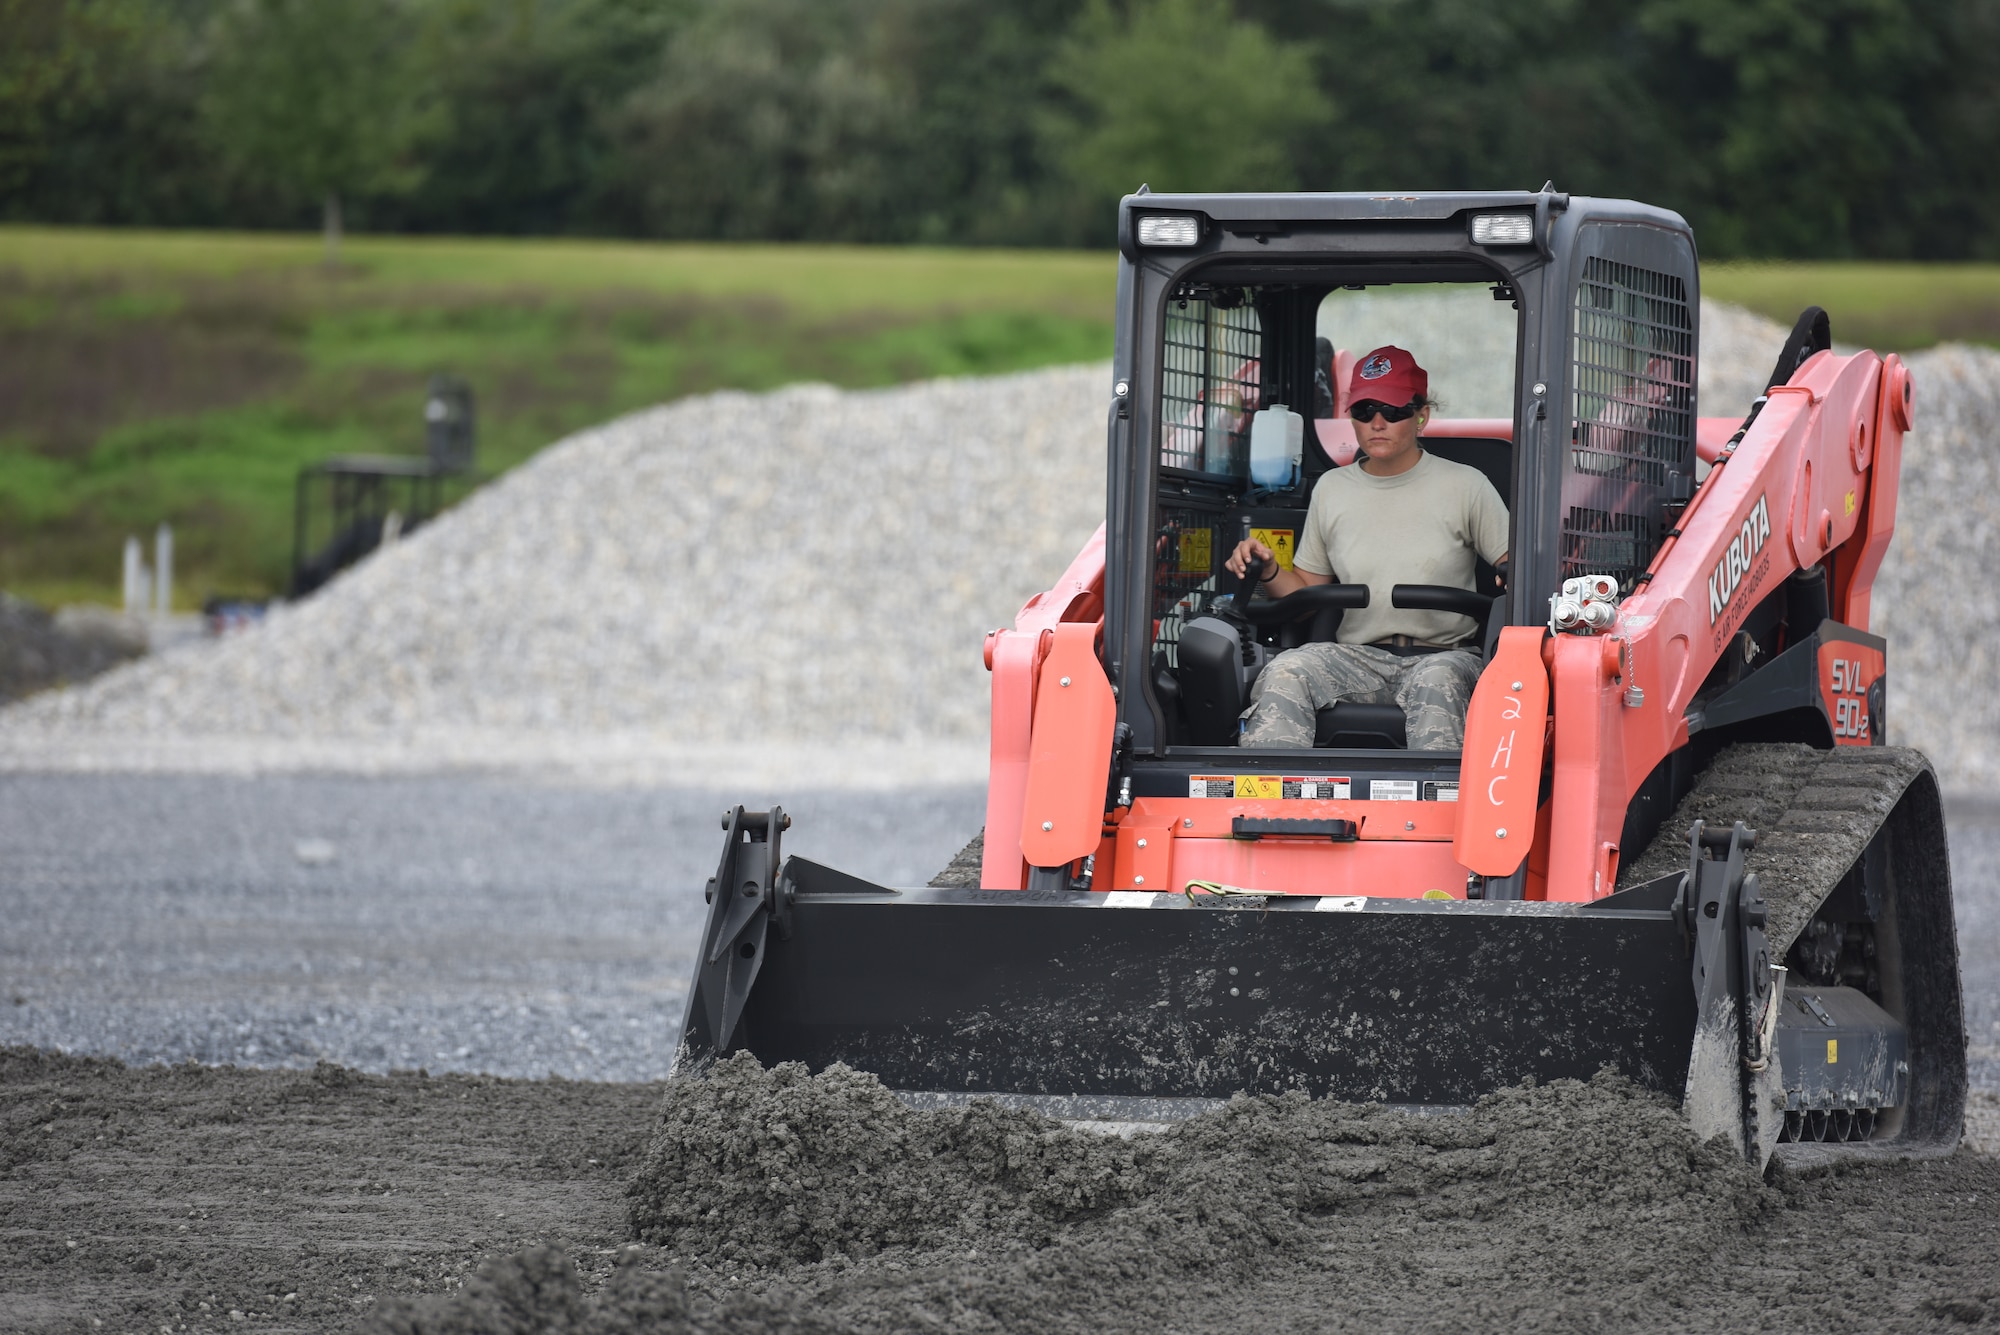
[1559,507,1653,585]
[1564,256,1694,585]
[1151,503,1224,667]
[1161,290,1261,476]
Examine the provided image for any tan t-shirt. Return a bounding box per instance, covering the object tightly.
[1292,450,1510,646]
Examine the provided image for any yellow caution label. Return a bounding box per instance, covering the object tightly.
[1178,529,1212,575]
[1844,490,1857,516]
[1827,1038,1839,1064]
[1235,775,1282,800]
[1422,889,1452,900]
[1251,527,1296,570]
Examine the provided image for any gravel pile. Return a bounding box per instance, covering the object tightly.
[1872,344,2000,790]
[1696,308,2000,790]
[0,366,1110,782]
[2,305,1994,789]
[1700,299,1794,415]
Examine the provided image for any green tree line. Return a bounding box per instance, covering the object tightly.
[4,0,1997,258]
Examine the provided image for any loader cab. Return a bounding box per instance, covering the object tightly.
[1149,277,1520,750]
[1104,190,1700,801]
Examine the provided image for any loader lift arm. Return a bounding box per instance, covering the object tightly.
[1526,335,1914,901]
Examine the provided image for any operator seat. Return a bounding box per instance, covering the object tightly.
[1172,428,1508,752]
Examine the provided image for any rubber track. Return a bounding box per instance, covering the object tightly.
[1619,743,1936,950]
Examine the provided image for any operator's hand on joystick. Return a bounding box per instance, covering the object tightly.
[1224,537,1273,580]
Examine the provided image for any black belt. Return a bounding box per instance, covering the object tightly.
[1369,636,1465,657]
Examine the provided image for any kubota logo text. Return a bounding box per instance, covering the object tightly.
[1708,494,1771,625]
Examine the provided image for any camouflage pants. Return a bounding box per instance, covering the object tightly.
[1240,644,1483,751]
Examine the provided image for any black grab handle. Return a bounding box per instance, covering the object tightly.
[1232,816,1359,842]
[1241,582,1370,626]
[1390,584,1496,621]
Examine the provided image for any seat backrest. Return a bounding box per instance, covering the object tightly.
[1420,435,1513,605]
[1419,435,1510,503]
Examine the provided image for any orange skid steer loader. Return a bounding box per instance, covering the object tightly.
[681,189,1964,1167]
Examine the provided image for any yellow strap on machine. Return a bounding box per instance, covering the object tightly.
[1183,880,1269,901]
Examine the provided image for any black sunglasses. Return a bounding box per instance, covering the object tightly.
[1348,399,1423,423]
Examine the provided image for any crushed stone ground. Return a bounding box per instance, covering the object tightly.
[8,1048,1998,1334]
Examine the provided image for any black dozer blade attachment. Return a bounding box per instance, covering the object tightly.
[1680,820,1790,1163]
[677,750,1963,1166]
[681,805,792,1064]
[679,840,1703,1112]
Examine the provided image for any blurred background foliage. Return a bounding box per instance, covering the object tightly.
[3,0,1998,606]
[5,0,1999,259]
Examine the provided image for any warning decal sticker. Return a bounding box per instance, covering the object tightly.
[1188,775,1353,799]
[1177,529,1213,575]
[1250,527,1296,570]
[1283,776,1352,799]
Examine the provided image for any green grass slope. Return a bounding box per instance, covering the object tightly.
[0,228,1115,606]
[1704,261,2000,351]
[2,228,1990,609]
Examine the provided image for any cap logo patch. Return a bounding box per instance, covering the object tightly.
[1359,354,1394,380]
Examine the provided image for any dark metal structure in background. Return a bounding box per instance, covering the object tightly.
[290,375,476,598]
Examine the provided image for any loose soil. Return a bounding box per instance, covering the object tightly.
[0,1049,660,1333]
[5,1049,1997,1334]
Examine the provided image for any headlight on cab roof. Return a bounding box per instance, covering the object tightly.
[1470,213,1535,246]
[1136,214,1202,248]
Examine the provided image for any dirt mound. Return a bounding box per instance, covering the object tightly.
[627,1054,1770,1268]
[625,1058,1158,1265]
[381,1055,1789,1333]
[9,1047,1996,1334]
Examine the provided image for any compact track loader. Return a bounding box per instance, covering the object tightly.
[681,189,1965,1166]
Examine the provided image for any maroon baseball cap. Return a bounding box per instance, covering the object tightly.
[1348,345,1428,406]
